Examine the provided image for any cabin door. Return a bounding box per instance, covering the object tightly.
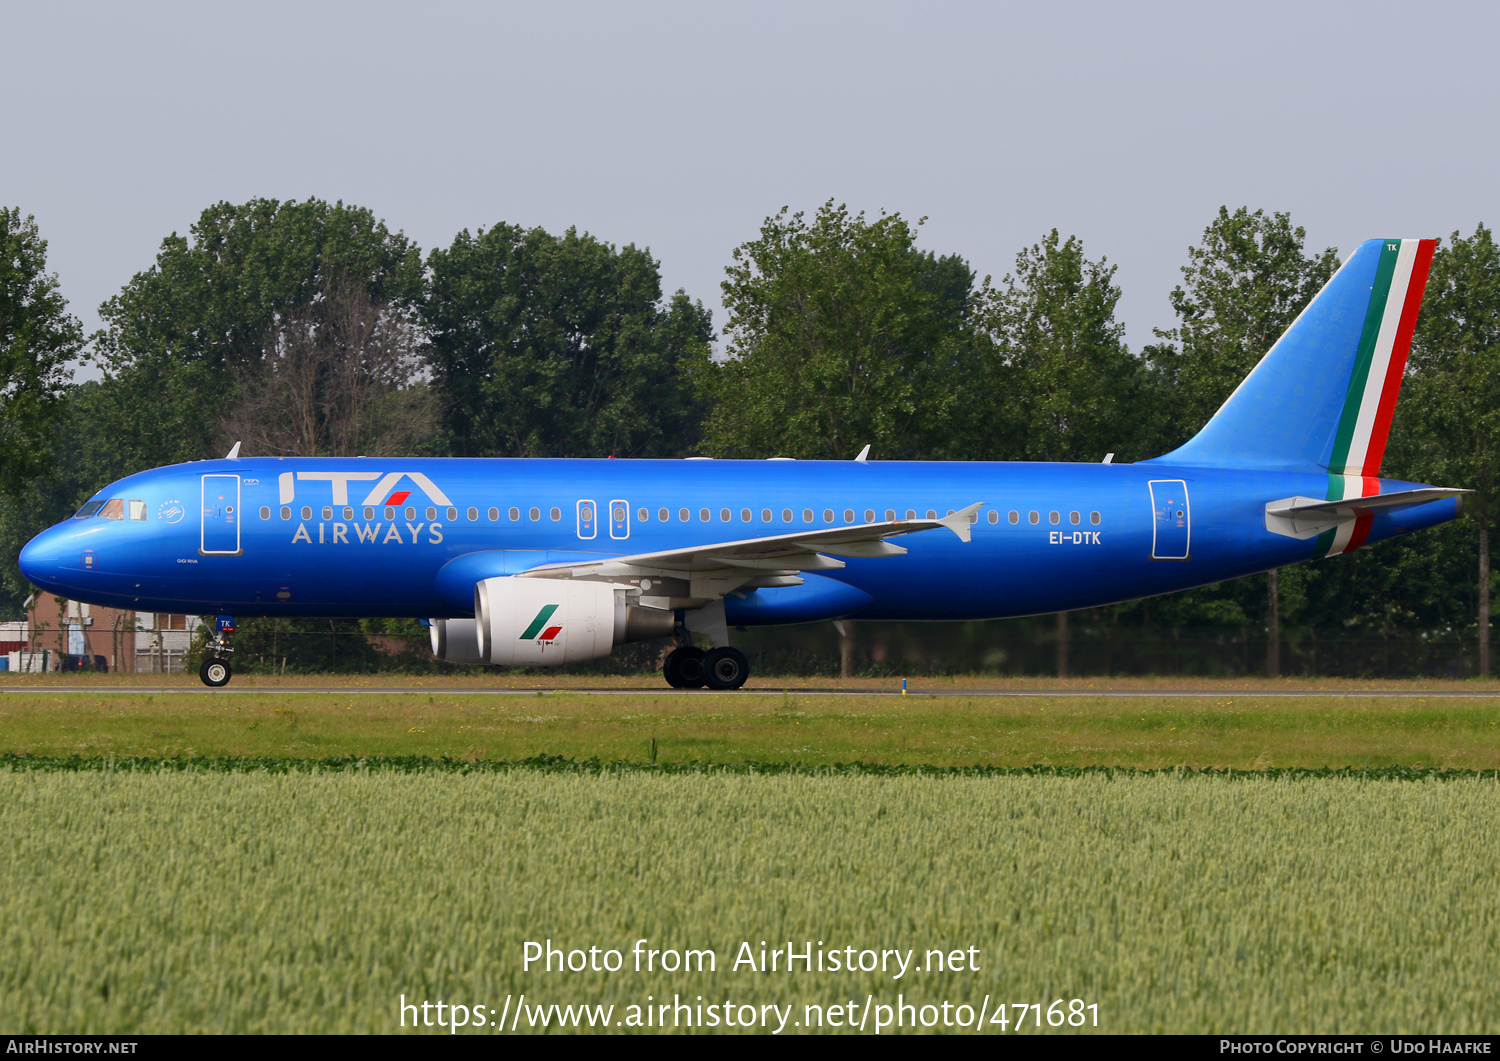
[1148,479,1190,560]
[200,474,242,555]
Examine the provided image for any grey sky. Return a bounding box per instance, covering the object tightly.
[5,1,1497,374]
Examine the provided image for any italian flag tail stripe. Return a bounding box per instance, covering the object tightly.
[1319,238,1435,558]
[1316,473,1380,557]
[1327,238,1436,478]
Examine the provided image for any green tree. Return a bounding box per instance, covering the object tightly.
[1396,224,1500,675]
[964,229,1143,674]
[970,229,1141,463]
[698,201,974,460]
[1140,208,1339,673]
[93,198,424,470]
[424,224,711,458]
[0,208,80,495]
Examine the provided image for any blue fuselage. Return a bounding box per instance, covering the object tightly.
[18,457,1460,624]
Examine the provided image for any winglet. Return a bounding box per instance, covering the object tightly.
[226,441,242,460]
[854,444,870,463]
[938,502,983,543]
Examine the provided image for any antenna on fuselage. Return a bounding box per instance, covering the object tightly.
[1102,453,1114,464]
[854,444,870,463]
[225,441,241,460]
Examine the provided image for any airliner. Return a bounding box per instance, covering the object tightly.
[17,238,1465,689]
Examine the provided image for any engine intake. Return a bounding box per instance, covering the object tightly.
[473,576,674,666]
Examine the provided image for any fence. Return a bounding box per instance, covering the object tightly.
[152,617,1487,680]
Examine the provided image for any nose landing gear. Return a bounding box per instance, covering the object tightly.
[199,614,236,688]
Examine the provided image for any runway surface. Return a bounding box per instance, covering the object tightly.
[3,686,1498,698]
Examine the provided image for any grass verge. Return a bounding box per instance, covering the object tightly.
[2,690,1499,768]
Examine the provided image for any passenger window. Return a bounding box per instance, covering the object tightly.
[302,506,312,520]
[549,508,561,521]
[762,509,772,522]
[1070,511,1080,525]
[129,500,148,520]
[719,508,730,522]
[510,508,521,521]
[1090,511,1101,525]
[657,508,668,522]
[100,499,125,520]
[925,510,936,520]
[823,509,834,523]
[365,507,375,520]
[281,506,291,520]
[844,509,855,523]
[1009,511,1019,524]
[1049,511,1060,524]
[1028,512,1039,524]
[386,507,396,519]
[467,507,477,521]
[426,507,437,520]
[528,507,540,521]
[320,506,331,520]
[73,500,105,519]
[988,510,998,524]
[700,508,710,522]
[447,507,458,521]
[405,506,417,520]
[863,509,873,523]
[782,509,793,523]
[259,506,270,520]
[489,508,499,521]
[637,508,649,522]
[884,510,895,521]
[905,510,916,520]
[803,509,814,523]
[741,508,751,522]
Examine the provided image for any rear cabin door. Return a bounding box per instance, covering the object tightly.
[201,474,242,555]
[1148,479,1190,560]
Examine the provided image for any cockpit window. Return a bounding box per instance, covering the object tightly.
[99,499,125,520]
[73,500,105,519]
[128,500,147,521]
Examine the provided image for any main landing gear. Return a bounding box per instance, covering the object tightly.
[663,624,750,690]
[199,614,236,688]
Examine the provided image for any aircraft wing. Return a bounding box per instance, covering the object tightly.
[515,502,984,602]
[1264,487,1468,540]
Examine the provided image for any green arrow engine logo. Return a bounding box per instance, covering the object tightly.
[520,603,562,641]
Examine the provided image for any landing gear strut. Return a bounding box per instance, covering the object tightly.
[199,614,236,688]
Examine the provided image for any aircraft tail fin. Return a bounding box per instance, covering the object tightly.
[1151,237,1436,473]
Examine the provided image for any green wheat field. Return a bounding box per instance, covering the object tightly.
[1,684,1498,1034]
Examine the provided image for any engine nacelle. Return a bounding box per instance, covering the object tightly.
[474,576,674,666]
[428,618,485,664]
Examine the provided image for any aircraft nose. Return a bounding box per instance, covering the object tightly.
[18,525,66,591]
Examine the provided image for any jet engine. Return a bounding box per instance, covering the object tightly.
[474,576,674,666]
[428,618,485,664]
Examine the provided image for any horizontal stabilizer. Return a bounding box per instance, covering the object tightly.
[1265,487,1467,540]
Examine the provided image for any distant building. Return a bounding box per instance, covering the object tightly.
[6,596,201,673]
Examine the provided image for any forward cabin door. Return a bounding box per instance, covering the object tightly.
[200,474,242,555]
[1148,479,1190,560]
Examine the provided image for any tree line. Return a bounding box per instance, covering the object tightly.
[1,198,1497,674]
